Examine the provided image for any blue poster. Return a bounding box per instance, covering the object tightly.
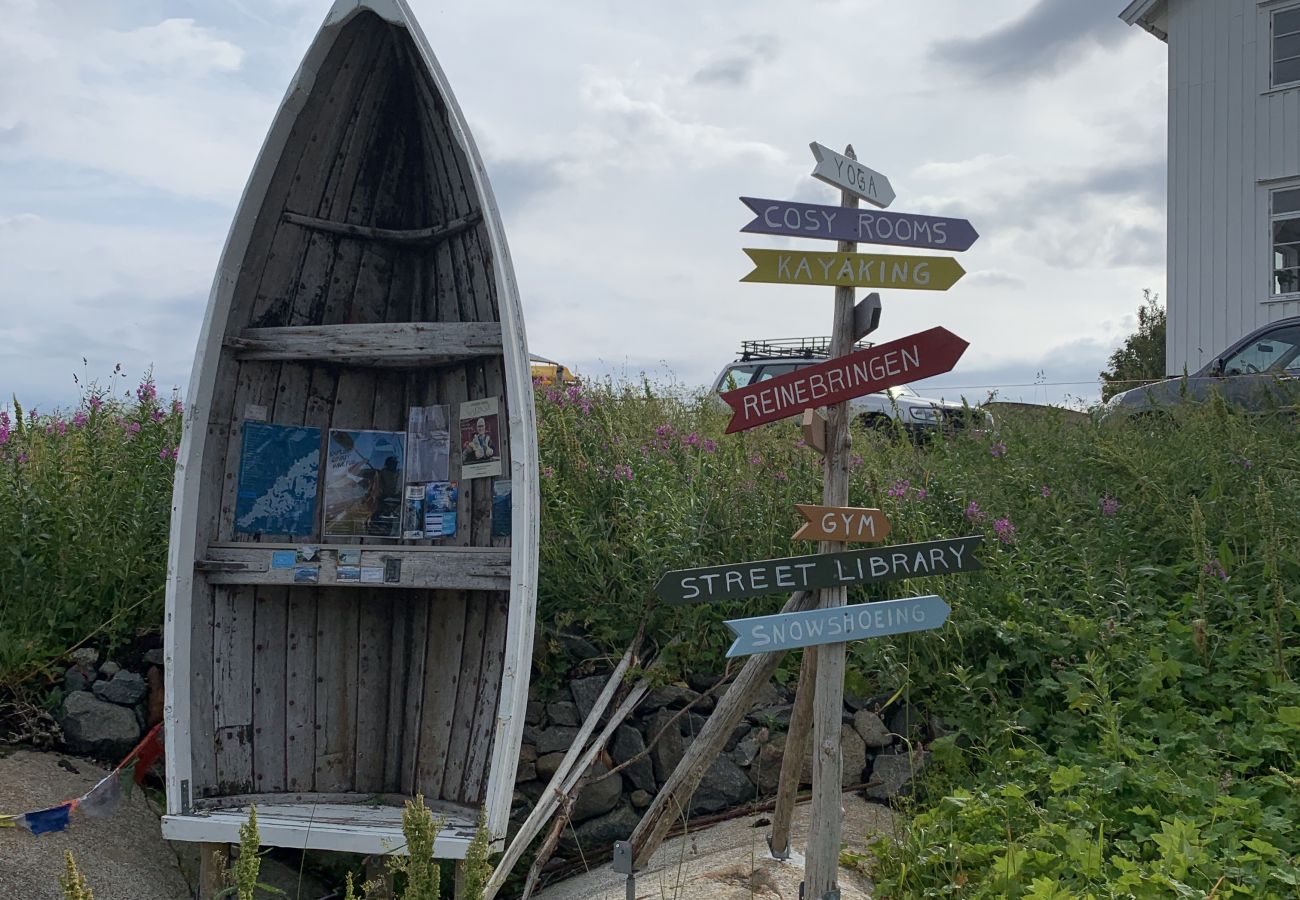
[491,479,512,538]
[424,481,458,538]
[234,423,321,536]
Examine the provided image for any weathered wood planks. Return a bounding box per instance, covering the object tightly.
[225,321,503,363]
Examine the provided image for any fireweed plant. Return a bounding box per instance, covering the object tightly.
[5,373,1299,895]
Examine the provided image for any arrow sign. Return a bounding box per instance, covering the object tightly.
[724,595,951,657]
[654,535,981,605]
[792,505,891,543]
[741,249,964,291]
[719,327,968,433]
[809,142,895,208]
[854,293,882,341]
[740,197,979,252]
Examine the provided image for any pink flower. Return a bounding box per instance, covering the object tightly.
[749,454,762,466]
[72,412,88,428]
[612,464,634,482]
[1203,559,1228,581]
[683,431,700,447]
[794,438,807,449]
[89,395,103,412]
[702,439,718,454]
[125,421,141,436]
[159,448,172,461]
[990,441,1007,459]
[887,480,910,498]
[1100,494,1120,517]
[136,379,157,404]
[774,469,788,482]
[16,453,27,464]
[1040,485,1051,498]
[542,466,555,478]
[850,455,864,468]
[150,409,165,423]
[655,424,674,439]
[914,488,927,501]
[993,517,1016,544]
[171,398,183,416]
[964,501,985,523]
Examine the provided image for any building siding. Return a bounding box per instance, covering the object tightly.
[1165,0,1300,374]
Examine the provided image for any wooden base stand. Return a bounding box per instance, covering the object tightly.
[197,842,229,900]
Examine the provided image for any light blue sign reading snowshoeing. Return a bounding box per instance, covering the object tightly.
[724,595,951,658]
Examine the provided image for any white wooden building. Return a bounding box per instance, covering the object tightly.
[1122,0,1300,374]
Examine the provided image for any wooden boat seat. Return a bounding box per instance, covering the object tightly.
[196,543,511,590]
[162,795,481,856]
[224,321,503,366]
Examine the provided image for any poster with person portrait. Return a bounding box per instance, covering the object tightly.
[323,429,406,539]
[458,397,502,480]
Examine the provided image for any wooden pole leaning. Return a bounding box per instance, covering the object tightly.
[629,590,817,869]
[767,645,816,858]
[802,145,861,899]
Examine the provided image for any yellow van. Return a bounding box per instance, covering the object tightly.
[530,354,577,386]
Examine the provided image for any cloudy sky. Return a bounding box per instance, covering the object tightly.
[0,0,1167,411]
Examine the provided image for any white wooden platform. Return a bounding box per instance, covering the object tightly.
[162,801,480,857]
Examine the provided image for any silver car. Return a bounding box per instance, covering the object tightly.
[1103,317,1300,416]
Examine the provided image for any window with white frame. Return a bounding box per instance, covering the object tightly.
[1273,186,1300,296]
[1274,6,1300,88]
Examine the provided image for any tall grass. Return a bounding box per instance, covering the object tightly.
[0,372,181,687]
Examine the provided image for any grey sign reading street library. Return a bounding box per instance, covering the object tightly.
[654,536,982,605]
[724,594,951,657]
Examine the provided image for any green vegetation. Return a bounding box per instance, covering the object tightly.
[8,374,1300,897]
[1100,290,1167,400]
[59,851,93,900]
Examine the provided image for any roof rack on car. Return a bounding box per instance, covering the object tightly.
[739,336,873,361]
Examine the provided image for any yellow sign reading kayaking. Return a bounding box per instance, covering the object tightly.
[741,248,965,291]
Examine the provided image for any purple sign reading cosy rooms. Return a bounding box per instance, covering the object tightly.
[740,197,980,252]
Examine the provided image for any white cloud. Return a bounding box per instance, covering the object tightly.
[101,19,245,76]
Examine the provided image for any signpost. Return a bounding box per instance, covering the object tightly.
[801,410,827,454]
[791,504,890,543]
[741,248,965,291]
[724,595,951,658]
[853,293,882,341]
[809,142,895,208]
[718,326,969,433]
[740,197,980,252]
[654,536,982,605]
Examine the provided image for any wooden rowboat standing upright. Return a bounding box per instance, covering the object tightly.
[161,0,538,865]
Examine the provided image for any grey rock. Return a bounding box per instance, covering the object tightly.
[519,742,538,763]
[517,780,547,804]
[534,725,579,755]
[843,693,867,712]
[641,684,700,712]
[724,723,751,752]
[99,661,121,679]
[571,761,622,823]
[144,648,165,667]
[555,633,601,661]
[570,675,609,721]
[746,703,793,729]
[536,752,566,780]
[648,709,685,785]
[866,750,929,801]
[629,789,653,809]
[731,732,763,768]
[841,724,868,788]
[71,648,98,668]
[610,725,655,793]
[525,701,544,726]
[748,682,788,709]
[686,670,722,694]
[61,691,141,758]
[853,710,893,749]
[690,756,754,815]
[92,670,147,707]
[886,704,922,743]
[64,665,91,695]
[928,714,953,741]
[752,732,809,795]
[547,701,581,727]
[564,802,640,851]
[522,724,541,745]
[516,758,537,783]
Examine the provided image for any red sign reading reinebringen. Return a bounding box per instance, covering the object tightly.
[719,327,969,433]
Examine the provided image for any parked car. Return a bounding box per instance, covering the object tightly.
[530,353,578,386]
[1103,317,1300,417]
[710,337,991,436]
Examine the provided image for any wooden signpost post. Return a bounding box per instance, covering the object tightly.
[630,144,979,898]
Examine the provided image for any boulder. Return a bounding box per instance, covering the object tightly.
[555,633,601,661]
[143,648,166,667]
[99,661,121,679]
[517,780,547,804]
[62,691,141,759]
[689,756,753,815]
[536,752,566,780]
[886,703,922,743]
[92,670,147,707]
[866,749,929,801]
[853,710,893,748]
[517,757,537,783]
[534,726,579,755]
[751,732,809,795]
[730,731,763,769]
[724,723,751,752]
[525,701,545,725]
[841,724,868,787]
[64,665,92,695]
[71,647,99,668]
[647,709,685,785]
[547,701,581,727]
[745,704,793,728]
[564,801,640,851]
[146,666,164,728]
[570,675,609,721]
[641,684,699,712]
[571,761,622,823]
[610,725,655,793]
[629,789,653,809]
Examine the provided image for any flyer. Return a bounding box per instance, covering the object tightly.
[405,405,451,484]
[491,479,512,538]
[233,423,321,537]
[458,397,502,480]
[323,430,406,539]
[424,481,458,539]
[402,485,427,540]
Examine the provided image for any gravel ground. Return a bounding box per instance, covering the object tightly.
[533,792,897,900]
[0,749,192,899]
